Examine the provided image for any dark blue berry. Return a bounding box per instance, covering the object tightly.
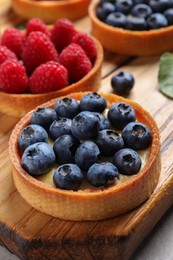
[87,162,119,187]
[94,112,110,130]
[131,4,152,19]
[147,13,168,29]
[149,0,172,13]
[126,16,148,30]
[71,111,99,140]
[18,124,48,151]
[105,12,126,28]
[116,0,134,15]
[22,142,55,176]
[164,8,173,25]
[53,134,80,164]
[122,122,152,150]
[133,0,149,4]
[79,92,107,113]
[111,71,135,95]
[95,129,124,156]
[96,2,116,21]
[54,97,79,119]
[108,102,136,130]
[75,141,100,171]
[113,148,142,175]
[100,0,116,4]
[30,107,57,130]
[49,118,72,141]
[53,164,83,190]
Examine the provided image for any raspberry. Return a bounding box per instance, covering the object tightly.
[0,60,28,94]
[0,46,17,65]
[59,43,92,83]
[29,61,69,94]
[1,28,26,59]
[51,18,77,53]
[26,18,51,38]
[22,31,58,75]
[72,32,97,64]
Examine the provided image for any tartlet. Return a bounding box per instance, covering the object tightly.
[89,0,173,56]
[12,0,91,23]
[9,92,161,221]
[0,37,103,118]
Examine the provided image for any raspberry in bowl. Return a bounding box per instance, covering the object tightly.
[0,18,103,118]
[9,92,161,221]
[89,0,173,56]
[12,0,91,23]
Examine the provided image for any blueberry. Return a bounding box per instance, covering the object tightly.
[75,141,100,171]
[95,129,124,156]
[111,71,135,95]
[122,122,152,150]
[147,13,168,29]
[149,0,172,13]
[131,4,152,19]
[116,0,134,15]
[53,134,80,164]
[100,0,115,4]
[164,8,173,25]
[94,112,110,130]
[53,164,83,190]
[71,111,99,140]
[30,107,57,130]
[133,0,149,4]
[108,102,136,130]
[79,92,107,113]
[96,2,116,21]
[22,142,55,176]
[126,16,148,30]
[54,97,79,119]
[49,118,72,141]
[18,124,48,151]
[105,12,126,28]
[113,148,142,175]
[87,162,119,187]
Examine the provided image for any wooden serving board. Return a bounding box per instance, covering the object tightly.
[1,1,173,259]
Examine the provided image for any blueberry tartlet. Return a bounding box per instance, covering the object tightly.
[9,92,161,221]
[89,0,173,55]
[12,0,91,23]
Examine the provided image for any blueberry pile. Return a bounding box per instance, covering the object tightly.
[96,0,173,31]
[18,92,152,191]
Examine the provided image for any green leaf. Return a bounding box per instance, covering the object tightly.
[158,52,173,99]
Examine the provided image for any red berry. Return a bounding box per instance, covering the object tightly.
[29,61,69,94]
[51,18,77,53]
[1,28,26,59]
[0,60,28,94]
[0,46,17,65]
[59,43,92,83]
[22,31,58,75]
[26,18,51,38]
[72,32,97,64]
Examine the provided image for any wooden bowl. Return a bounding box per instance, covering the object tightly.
[9,92,161,221]
[89,0,173,56]
[12,0,91,23]
[0,38,103,118]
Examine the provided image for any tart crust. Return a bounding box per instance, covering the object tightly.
[9,92,161,221]
[89,0,173,56]
[0,37,103,118]
[12,0,91,23]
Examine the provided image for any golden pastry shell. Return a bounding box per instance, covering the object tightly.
[9,92,161,221]
[89,0,173,56]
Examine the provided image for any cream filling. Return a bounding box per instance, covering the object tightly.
[35,109,150,191]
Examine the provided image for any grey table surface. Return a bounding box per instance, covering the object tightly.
[0,206,173,260]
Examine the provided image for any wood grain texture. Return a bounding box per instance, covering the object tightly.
[0,0,173,259]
